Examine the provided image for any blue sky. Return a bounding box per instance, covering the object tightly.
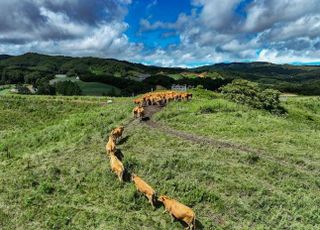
[125,0,191,49]
[0,0,319,67]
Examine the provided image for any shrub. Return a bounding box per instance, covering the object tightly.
[220,79,286,114]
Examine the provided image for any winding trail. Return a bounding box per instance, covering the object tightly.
[138,105,318,176]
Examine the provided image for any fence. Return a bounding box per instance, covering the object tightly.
[171,84,187,91]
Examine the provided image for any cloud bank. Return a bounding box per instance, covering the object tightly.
[0,0,319,67]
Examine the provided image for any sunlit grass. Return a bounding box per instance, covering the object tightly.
[1,93,320,229]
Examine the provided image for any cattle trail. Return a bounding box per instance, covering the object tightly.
[142,105,265,155]
[140,105,317,175]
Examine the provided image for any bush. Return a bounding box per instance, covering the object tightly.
[220,79,286,114]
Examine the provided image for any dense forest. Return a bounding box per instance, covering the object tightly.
[0,53,319,95]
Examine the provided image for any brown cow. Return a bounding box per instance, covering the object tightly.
[133,106,145,119]
[109,152,124,182]
[133,106,139,118]
[131,174,157,208]
[186,93,192,100]
[180,93,188,101]
[137,106,145,119]
[133,98,142,105]
[158,195,196,229]
[106,136,116,154]
[111,126,124,142]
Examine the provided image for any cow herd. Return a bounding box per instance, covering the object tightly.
[104,91,195,229]
[132,91,193,119]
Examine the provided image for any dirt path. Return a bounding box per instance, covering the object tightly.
[142,105,265,155]
[139,105,318,175]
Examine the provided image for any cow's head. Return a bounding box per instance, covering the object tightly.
[158,195,170,203]
[130,173,136,182]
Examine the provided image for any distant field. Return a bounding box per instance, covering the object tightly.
[1,92,319,229]
[50,76,121,96]
[0,88,11,95]
[169,72,222,80]
[0,85,13,95]
[76,81,121,96]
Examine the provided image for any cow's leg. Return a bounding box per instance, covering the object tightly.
[118,171,123,182]
[170,214,175,223]
[148,196,155,209]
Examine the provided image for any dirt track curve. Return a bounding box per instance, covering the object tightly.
[142,105,266,155]
[137,105,318,176]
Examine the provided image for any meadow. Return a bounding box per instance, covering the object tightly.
[50,76,121,96]
[0,91,319,229]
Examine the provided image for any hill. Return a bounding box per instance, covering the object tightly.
[194,62,320,95]
[1,91,320,229]
[0,55,11,61]
[0,53,320,96]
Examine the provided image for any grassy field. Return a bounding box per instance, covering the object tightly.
[76,81,121,96]
[50,76,121,96]
[0,85,14,95]
[1,92,319,229]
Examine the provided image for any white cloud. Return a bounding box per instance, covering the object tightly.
[258,48,320,63]
[192,0,241,30]
[137,0,320,66]
[0,0,320,66]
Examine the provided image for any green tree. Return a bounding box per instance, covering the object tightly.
[36,77,56,95]
[55,81,82,96]
[24,72,42,85]
[220,79,285,114]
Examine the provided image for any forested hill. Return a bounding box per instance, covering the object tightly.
[193,62,320,95]
[1,53,320,95]
[0,52,182,76]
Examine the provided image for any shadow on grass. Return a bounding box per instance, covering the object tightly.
[117,136,129,145]
[115,149,124,161]
[175,218,204,230]
[156,202,204,229]
[123,168,132,182]
[141,116,150,122]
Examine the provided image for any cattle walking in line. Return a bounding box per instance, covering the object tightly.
[133,91,192,108]
[158,195,196,230]
[101,90,197,228]
[131,174,157,208]
[109,152,124,182]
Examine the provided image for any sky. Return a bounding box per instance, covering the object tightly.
[0,0,319,67]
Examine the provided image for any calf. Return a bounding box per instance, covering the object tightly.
[106,136,116,154]
[131,174,157,208]
[109,152,124,182]
[158,195,195,230]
